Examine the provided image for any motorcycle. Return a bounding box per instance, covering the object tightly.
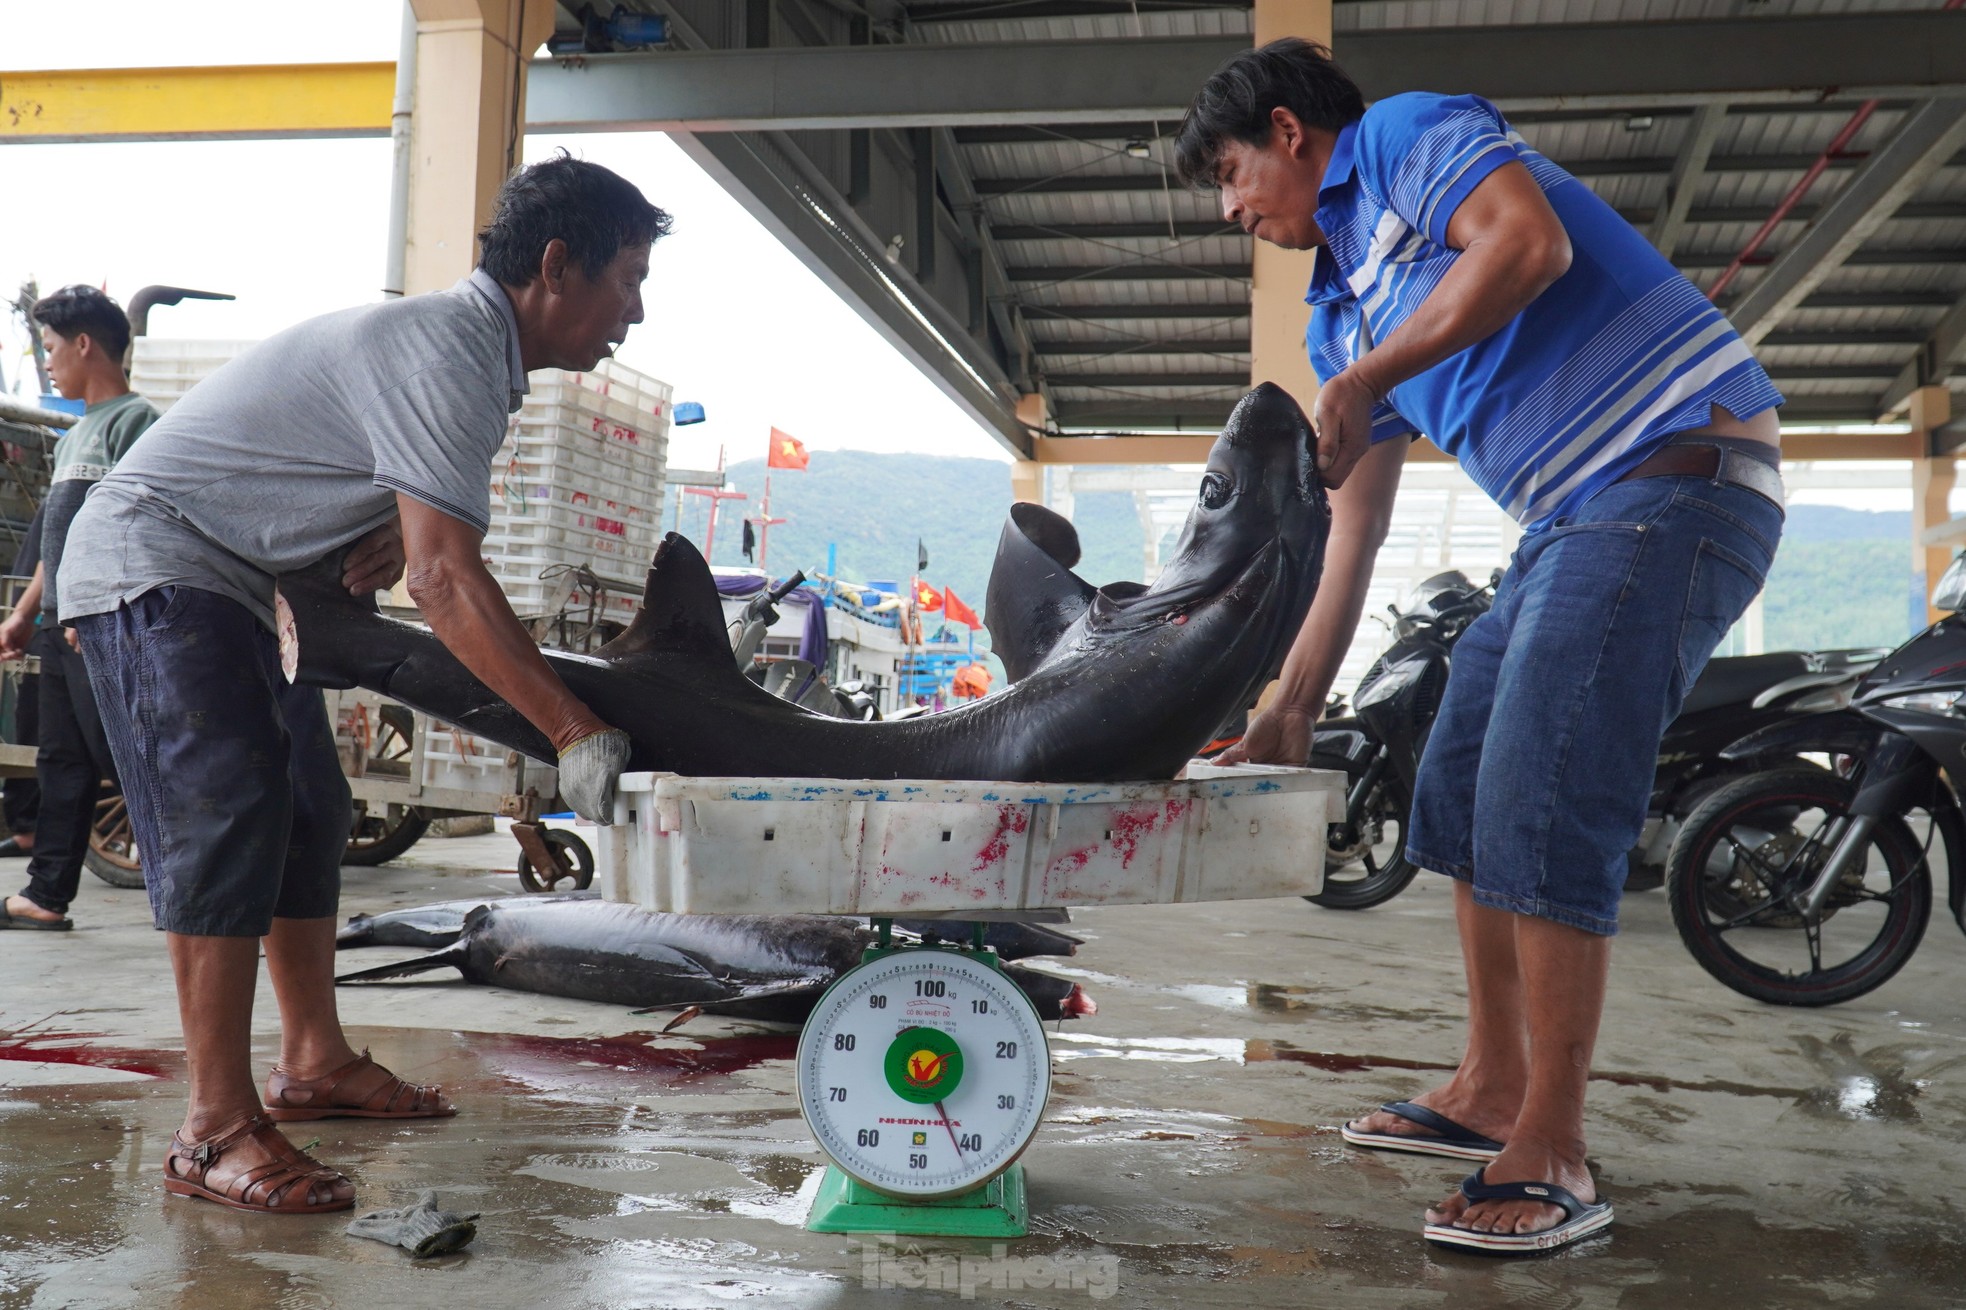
[1663,557,1966,1006]
[1624,647,1886,890]
[1307,572,1884,912]
[731,571,883,721]
[1309,570,1494,909]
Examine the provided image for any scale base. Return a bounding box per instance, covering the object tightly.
[806,1164,1028,1238]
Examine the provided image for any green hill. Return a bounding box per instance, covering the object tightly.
[679,451,1146,643]
[671,452,1927,659]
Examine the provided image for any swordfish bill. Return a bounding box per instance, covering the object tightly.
[276,383,1330,783]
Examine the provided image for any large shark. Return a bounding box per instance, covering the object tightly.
[277,383,1328,783]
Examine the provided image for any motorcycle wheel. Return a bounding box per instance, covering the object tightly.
[1304,748,1420,910]
[1665,768,1930,1006]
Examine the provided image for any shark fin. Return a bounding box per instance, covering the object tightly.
[333,945,466,984]
[597,533,737,663]
[984,503,1097,684]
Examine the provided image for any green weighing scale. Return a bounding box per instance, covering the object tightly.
[593,764,1341,1241]
[796,919,1047,1237]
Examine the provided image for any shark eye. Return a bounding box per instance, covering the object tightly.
[1199,473,1232,509]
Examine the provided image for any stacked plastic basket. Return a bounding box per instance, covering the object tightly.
[488,359,672,621]
[136,341,673,623]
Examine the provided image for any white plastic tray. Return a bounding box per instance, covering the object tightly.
[594,763,1339,915]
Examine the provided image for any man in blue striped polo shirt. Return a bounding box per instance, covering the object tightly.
[1189,40,1784,1254]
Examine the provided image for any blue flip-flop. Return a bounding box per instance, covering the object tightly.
[1423,1166,1613,1255]
[1340,1100,1503,1161]
[0,901,72,931]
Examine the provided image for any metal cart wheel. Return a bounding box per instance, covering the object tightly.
[343,799,433,867]
[516,828,594,893]
[86,783,145,889]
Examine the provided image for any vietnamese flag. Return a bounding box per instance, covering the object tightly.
[943,587,982,630]
[767,428,809,470]
[915,580,943,612]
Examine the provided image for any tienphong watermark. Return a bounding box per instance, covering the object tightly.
[854,1235,1120,1300]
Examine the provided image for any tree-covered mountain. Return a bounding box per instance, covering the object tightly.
[1760,505,1919,651]
[671,451,1927,658]
[679,451,1146,634]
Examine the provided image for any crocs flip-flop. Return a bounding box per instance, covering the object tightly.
[1423,1167,1613,1255]
[1341,1100,1503,1161]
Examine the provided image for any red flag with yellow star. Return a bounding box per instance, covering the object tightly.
[767,428,809,470]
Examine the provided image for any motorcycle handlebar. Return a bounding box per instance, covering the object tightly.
[767,571,807,605]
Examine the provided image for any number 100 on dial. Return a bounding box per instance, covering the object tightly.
[796,949,1049,1199]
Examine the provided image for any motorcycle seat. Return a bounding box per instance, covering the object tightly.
[1679,652,1813,717]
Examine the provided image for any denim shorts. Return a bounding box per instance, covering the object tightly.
[73,587,352,937]
[1404,470,1784,936]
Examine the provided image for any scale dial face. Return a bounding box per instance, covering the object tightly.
[798,950,1048,1199]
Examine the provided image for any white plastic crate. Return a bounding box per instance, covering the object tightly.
[594,764,1340,915]
[420,722,554,797]
[130,339,257,412]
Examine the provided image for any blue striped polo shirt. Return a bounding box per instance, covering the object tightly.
[1305,92,1783,532]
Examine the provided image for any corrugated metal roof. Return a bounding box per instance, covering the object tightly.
[883,1,1966,429]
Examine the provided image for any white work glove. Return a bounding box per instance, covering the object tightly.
[557,728,631,825]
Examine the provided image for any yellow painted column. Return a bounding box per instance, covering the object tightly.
[403,0,557,294]
[1248,0,1332,411]
[1910,386,1957,626]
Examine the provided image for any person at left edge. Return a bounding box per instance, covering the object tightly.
[57,154,664,1215]
[0,287,158,930]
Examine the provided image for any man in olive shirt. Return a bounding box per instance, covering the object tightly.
[0,287,157,929]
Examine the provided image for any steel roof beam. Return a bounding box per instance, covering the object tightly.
[992,221,1240,240]
[1878,286,1966,416]
[1759,329,1927,347]
[525,38,1245,132]
[1049,371,1249,387]
[523,14,1966,134]
[991,209,1966,242]
[927,122,1043,394]
[1801,291,1960,309]
[906,1,1251,20]
[1035,339,1253,354]
[1021,303,1248,319]
[1336,15,1966,111]
[1727,99,1966,345]
[1007,263,1248,281]
[971,153,1966,194]
[1682,248,1966,269]
[1650,103,1727,260]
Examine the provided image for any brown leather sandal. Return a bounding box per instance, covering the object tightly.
[264,1047,456,1122]
[162,1116,355,1214]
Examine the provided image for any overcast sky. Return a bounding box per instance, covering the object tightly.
[0,0,1012,472]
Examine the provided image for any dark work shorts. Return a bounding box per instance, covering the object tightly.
[73,587,352,937]
[1404,469,1784,937]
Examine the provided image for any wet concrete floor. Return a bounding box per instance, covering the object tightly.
[5,827,1966,1308]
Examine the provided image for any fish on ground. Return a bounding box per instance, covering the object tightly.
[277,384,1328,784]
[336,894,1084,960]
[335,898,1094,1025]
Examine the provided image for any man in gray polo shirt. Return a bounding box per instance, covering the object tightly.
[59,156,667,1215]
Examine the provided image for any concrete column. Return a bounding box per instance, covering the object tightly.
[1911,386,1957,626]
[1248,0,1332,412]
[1010,392,1048,504]
[403,0,557,294]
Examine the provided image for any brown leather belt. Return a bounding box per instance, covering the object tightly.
[1615,440,1784,507]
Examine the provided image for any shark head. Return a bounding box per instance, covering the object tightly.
[985,383,1328,677]
[1122,382,1326,623]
